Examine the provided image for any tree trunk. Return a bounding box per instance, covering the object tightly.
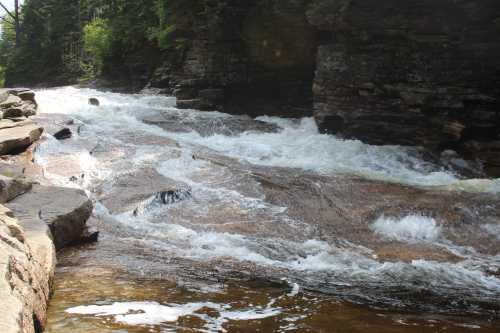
[14,0,19,47]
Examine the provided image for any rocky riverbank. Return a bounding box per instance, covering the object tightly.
[0,89,93,333]
[139,0,500,177]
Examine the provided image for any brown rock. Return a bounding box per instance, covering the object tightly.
[0,204,55,333]
[0,122,43,155]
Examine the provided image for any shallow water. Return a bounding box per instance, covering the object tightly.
[47,244,500,333]
[34,87,500,332]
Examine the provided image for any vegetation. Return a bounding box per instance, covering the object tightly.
[0,65,5,87]
[82,18,113,75]
[0,0,200,87]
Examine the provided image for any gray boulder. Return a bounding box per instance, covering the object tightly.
[6,185,93,250]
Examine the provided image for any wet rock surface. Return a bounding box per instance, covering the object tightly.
[32,114,77,140]
[32,89,500,330]
[7,185,93,250]
[143,0,500,176]
[142,110,279,137]
[307,0,500,174]
[96,168,191,215]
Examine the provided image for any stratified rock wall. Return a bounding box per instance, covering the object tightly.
[150,0,500,175]
[307,0,500,174]
[152,0,317,118]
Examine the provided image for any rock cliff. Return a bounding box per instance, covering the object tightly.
[147,0,500,175]
[308,0,500,175]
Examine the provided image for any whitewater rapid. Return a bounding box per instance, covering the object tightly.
[35,87,500,190]
[34,87,500,323]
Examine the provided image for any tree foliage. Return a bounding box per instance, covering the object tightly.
[0,0,201,86]
[83,18,112,75]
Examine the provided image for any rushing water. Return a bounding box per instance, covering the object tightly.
[34,87,500,332]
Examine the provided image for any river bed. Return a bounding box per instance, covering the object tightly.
[34,87,500,332]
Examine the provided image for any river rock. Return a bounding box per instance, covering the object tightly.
[0,204,56,333]
[16,90,36,103]
[96,168,191,214]
[3,107,25,119]
[89,98,100,106]
[6,185,93,250]
[194,152,500,261]
[0,94,22,109]
[142,111,279,137]
[32,113,78,140]
[0,120,43,155]
[0,174,33,203]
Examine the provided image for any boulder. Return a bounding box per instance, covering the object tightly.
[96,168,191,214]
[32,113,78,139]
[0,95,22,109]
[0,120,43,155]
[0,204,55,333]
[3,107,25,119]
[16,91,36,104]
[0,174,33,203]
[88,98,100,106]
[53,127,72,140]
[6,185,93,250]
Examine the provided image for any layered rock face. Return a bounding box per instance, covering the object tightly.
[0,205,55,333]
[149,0,500,175]
[150,0,317,118]
[308,0,500,175]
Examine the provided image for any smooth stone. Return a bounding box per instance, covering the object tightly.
[6,185,93,250]
[0,95,22,109]
[96,168,191,214]
[0,174,33,203]
[89,98,100,106]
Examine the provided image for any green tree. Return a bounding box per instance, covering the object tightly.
[83,18,112,75]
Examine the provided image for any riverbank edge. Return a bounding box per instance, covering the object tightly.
[0,89,93,333]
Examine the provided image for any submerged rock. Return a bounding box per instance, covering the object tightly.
[96,168,191,215]
[6,185,93,250]
[142,111,279,137]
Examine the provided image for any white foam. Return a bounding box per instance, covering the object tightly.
[35,87,500,190]
[371,215,441,242]
[66,301,281,330]
[36,87,500,302]
[287,283,300,297]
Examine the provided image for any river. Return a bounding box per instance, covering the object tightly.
[34,87,500,332]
